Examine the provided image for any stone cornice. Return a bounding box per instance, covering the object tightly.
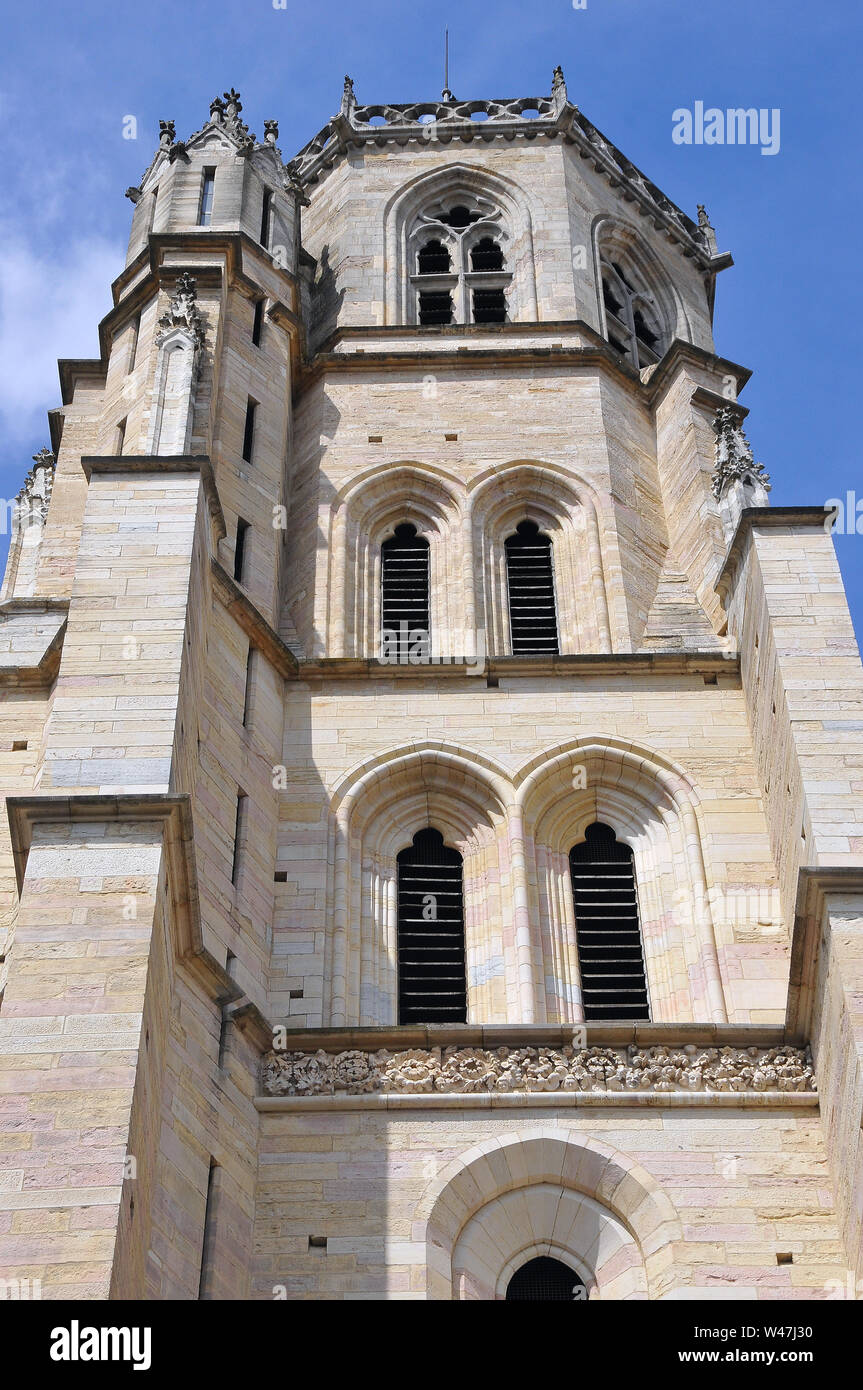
[786,866,863,1039]
[301,329,752,416]
[0,612,67,689]
[257,1090,818,1112]
[296,652,740,682]
[210,558,299,680]
[80,454,226,547]
[268,1022,792,1051]
[715,506,833,599]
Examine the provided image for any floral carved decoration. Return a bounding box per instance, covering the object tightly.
[261,1043,815,1098]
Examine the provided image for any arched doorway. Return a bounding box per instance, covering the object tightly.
[505,1256,586,1301]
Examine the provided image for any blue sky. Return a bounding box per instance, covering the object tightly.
[1,0,861,632]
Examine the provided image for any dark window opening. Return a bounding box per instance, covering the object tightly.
[242,646,254,727]
[397,828,466,1024]
[436,204,481,228]
[506,1257,585,1302]
[234,518,249,584]
[417,239,451,274]
[260,189,273,247]
[242,398,257,463]
[602,277,623,318]
[115,418,127,456]
[127,313,140,372]
[418,290,453,326]
[198,167,216,227]
[570,822,649,1021]
[231,792,247,886]
[381,522,429,661]
[472,287,506,324]
[470,237,504,272]
[633,308,658,351]
[505,520,559,655]
[252,299,265,346]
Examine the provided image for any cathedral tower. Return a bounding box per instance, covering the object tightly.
[1,70,862,1301]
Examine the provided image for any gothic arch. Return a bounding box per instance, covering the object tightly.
[324,742,520,1025]
[384,162,538,325]
[468,461,613,654]
[324,462,466,658]
[514,737,727,1023]
[422,1130,681,1299]
[591,215,691,361]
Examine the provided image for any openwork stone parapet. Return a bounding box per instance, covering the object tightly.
[261,1043,814,1099]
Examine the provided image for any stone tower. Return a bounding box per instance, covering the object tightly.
[1,71,862,1302]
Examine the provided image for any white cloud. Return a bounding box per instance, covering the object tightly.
[0,232,124,444]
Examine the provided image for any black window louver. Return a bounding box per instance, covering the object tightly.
[472,287,506,323]
[470,237,504,272]
[397,828,466,1024]
[417,239,451,274]
[570,822,649,1020]
[506,1257,585,1302]
[505,520,559,655]
[418,290,453,325]
[381,523,429,661]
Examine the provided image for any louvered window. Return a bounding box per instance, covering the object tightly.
[505,520,559,655]
[397,828,466,1024]
[381,523,429,661]
[600,256,664,370]
[506,1257,585,1302]
[570,822,649,1020]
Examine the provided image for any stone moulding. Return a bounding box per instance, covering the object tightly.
[261,1042,815,1099]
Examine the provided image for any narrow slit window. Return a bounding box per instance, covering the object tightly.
[242,398,257,463]
[505,520,559,655]
[381,522,429,662]
[570,822,649,1021]
[234,519,249,584]
[242,646,254,727]
[198,167,216,227]
[127,313,140,372]
[397,828,466,1024]
[115,418,127,455]
[260,189,273,247]
[252,299,264,346]
[198,1160,219,1299]
[231,791,248,886]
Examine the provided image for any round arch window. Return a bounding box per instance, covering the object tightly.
[505,1256,585,1301]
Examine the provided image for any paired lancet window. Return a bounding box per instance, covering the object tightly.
[397,829,467,1023]
[412,199,511,326]
[569,822,649,1020]
[393,819,649,1025]
[600,255,664,370]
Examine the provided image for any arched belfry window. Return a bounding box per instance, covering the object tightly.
[505,520,559,655]
[569,823,649,1020]
[410,196,511,326]
[600,255,664,369]
[381,522,430,662]
[397,828,467,1024]
[506,1258,586,1302]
